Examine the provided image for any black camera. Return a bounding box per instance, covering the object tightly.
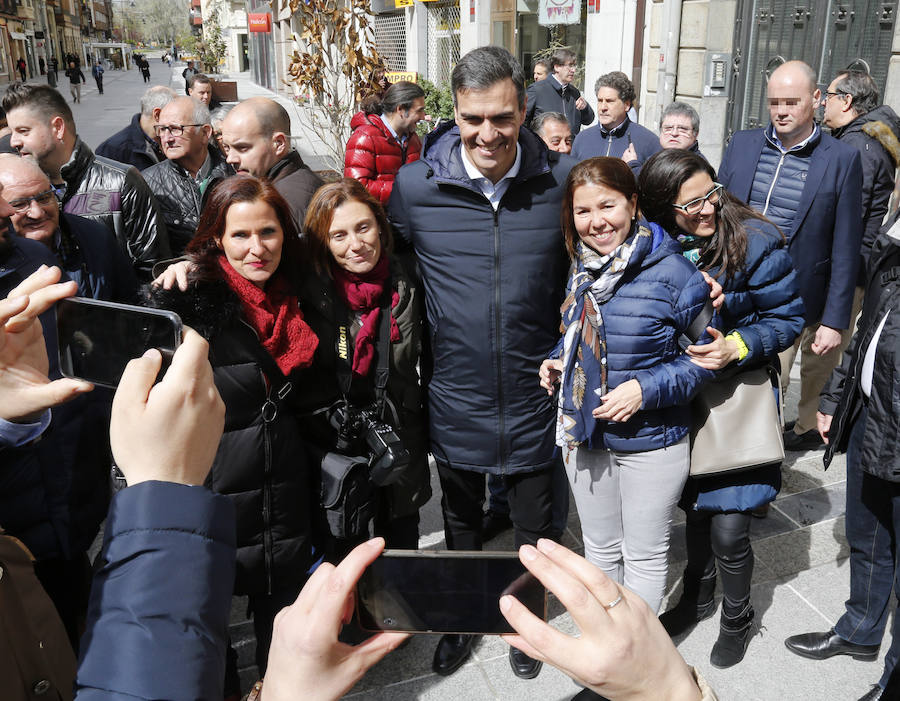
[329,403,410,486]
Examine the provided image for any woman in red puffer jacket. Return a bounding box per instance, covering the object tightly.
[344,81,425,204]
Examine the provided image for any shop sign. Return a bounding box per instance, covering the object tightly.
[386,70,417,83]
[469,0,475,22]
[247,13,271,32]
[538,0,580,25]
[395,0,414,7]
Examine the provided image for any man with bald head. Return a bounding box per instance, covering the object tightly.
[220,96,322,228]
[0,155,136,300]
[718,59,863,452]
[97,85,177,171]
[142,96,233,254]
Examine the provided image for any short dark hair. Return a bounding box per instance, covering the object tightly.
[1,83,74,132]
[188,174,304,286]
[451,46,526,110]
[660,101,699,132]
[594,71,635,104]
[532,111,569,135]
[188,73,212,90]
[303,178,394,276]
[561,157,637,260]
[533,58,552,73]
[381,81,425,116]
[550,48,577,70]
[834,70,880,115]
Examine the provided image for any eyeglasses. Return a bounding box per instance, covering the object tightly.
[823,91,848,101]
[672,183,724,215]
[155,123,203,136]
[661,124,696,136]
[8,190,57,212]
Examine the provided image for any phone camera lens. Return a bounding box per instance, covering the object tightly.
[383,617,396,627]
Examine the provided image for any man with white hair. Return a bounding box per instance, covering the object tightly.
[97,85,177,171]
[142,96,233,255]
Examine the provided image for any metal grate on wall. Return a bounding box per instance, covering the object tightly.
[427,1,460,87]
[374,12,408,71]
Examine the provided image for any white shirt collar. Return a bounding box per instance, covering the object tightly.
[459,142,522,184]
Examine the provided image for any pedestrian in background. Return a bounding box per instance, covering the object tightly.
[92,60,104,95]
[16,57,26,82]
[65,61,85,104]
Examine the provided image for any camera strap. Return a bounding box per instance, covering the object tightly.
[240,322,293,423]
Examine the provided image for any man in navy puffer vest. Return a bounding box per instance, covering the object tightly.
[718,59,863,452]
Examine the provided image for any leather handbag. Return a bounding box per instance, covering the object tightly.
[690,365,784,476]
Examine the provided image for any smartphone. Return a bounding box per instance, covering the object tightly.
[56,297,183,389]
[356,550,547,635]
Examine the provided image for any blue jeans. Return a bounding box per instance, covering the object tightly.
[834,407,900,687]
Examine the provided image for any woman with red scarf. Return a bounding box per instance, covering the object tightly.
[148,174,321,695]
[299,178,430,558]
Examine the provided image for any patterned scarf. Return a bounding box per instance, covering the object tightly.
[555,225,652,448]
[676,232,704,266]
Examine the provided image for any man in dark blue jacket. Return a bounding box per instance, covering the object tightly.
[96,85,177,171]
[717,60,863,452]
[524,48,594,136]
[389,45,574,681]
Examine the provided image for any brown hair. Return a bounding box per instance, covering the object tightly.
[561,157,637,260]
[303,178,393,276]
[187,173,303,285]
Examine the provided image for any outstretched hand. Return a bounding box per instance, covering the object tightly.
[500,540,702,701]
[0,265,92,423]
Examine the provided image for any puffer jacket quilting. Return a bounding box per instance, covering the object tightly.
[344,112,421,204]
[60,137,170,279]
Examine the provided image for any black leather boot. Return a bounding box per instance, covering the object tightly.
[659,570,717,637]
[710,601,754,668]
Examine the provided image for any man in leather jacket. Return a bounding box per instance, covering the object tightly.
[142,96,233,255]
[220,97,322,229]
[1,83,170,280]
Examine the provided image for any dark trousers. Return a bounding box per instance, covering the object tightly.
[835,407,900,688]
[684,509,754,612]
[94,76,103,93]
[488,459,570,534]
[33,552,92,653]
[436,460,559,550]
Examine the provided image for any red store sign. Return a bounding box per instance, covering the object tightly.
[248,13,271,32]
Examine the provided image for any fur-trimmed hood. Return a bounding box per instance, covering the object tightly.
[144,275,243,342]
[834,104,900,168]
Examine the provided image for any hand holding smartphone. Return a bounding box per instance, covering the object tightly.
[356,550,548,635]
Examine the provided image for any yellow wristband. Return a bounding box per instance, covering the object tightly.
[725,331,749,362]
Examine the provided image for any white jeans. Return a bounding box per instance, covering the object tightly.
[565,436,691,613]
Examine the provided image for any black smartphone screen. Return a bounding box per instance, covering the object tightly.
[356,550,546,635]
[57,297,182,389]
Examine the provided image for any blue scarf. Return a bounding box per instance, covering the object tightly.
[556,224,653,448]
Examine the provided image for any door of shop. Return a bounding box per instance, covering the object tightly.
[727,0,898,136]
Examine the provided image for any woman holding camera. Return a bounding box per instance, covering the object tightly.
[539,157,716,628]
[639,149,804,668]
[298,178,430,557]
[148,174,321,691]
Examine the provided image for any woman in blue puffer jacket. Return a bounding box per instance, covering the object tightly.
[539,157,716,623]
[639,148,805,670]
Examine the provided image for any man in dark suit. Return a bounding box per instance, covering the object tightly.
[718,60,863,451]
[524,48,594,136]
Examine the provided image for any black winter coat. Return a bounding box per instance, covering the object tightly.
[142,145,234,255]
[60,137,170,279]
[267,151,324,231]
[293,258,431,520]
[388,122,574,475]
[831,105,900,282]
[822,218,900,482]
[96,113,166,171]
[149,276,318,595]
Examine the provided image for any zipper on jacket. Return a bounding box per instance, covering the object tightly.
[605,133,612,157]
[492,209,507,471]
[762,151,787,217]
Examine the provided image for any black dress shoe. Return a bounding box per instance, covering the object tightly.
[432,634,478,676]
[784,629,879,661]
[571,688,610,700]
[482,509,513,541]
[509,646,542,679]
[858,685,883,701]
[783,429,824,451]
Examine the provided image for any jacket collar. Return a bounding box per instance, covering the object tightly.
[422,120,551,189]
[59,137,93,200]
[597,116,630,139]
[267,150,309,181]
[764,122,821,154]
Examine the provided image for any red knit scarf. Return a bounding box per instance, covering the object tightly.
[331,254,400,377]
[218,255,319,376]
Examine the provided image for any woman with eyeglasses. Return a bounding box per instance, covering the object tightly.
[639,149,804,668]
[539,157,717,656]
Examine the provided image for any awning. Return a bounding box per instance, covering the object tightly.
[8,31,27,41]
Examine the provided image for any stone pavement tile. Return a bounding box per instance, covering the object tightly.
[748,504,796,538]
[752,517,849,579]
[345,633,448,692]
[673,577,882,700]
[784,449,846,488]
[344,663,493,699]
[775,482,846,528]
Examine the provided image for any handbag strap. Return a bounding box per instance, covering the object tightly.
[683,297,715,344]
[240,322,293,422]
